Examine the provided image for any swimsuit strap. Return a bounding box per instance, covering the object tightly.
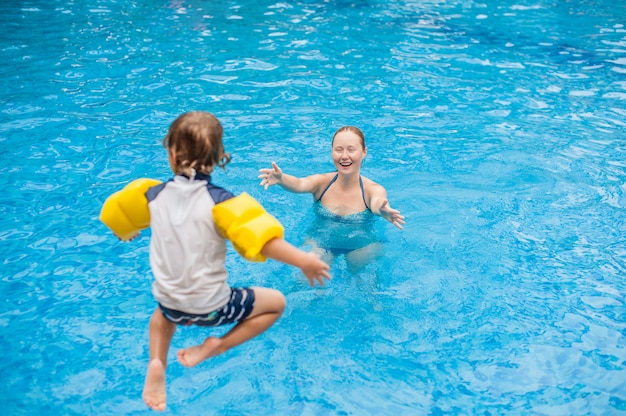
[317,173,338,202]
[317,173,370,211]
[359,176,370,210]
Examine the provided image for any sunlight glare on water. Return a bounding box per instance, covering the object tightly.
[1,0,625,414]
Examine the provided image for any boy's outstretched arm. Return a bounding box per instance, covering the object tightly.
[261,238,331,287]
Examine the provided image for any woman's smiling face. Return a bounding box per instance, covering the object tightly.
[331,130,367,174]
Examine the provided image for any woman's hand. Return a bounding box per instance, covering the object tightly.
[380,200,405,230]
[258,161,283,190]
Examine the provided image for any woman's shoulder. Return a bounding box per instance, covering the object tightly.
[310,172,336,183]
[303,172,336,195]
[360,175,383,189]
[361,176,387,198]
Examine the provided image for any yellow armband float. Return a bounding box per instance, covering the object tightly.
[99,178,162,241]
[212,192,284,262]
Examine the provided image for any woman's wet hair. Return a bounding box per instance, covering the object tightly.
[332,126,365,149]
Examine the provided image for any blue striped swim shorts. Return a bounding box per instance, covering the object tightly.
[158,287,255,327]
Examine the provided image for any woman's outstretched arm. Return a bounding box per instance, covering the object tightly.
[368,183,405,230]
[259,162,325,194]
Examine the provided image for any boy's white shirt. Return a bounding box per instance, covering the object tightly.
[148,174,232,314]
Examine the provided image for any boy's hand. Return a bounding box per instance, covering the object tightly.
[119,231,140,242]
[261,238,331,286]
[300,252,331,287]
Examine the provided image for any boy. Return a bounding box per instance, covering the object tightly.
[103,111,331,411]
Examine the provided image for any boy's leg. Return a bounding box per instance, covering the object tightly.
[177,287,285,367]
[143,308,176,412]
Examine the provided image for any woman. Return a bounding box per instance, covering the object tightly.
[258,126,404,272]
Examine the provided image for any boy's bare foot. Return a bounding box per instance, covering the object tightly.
[143,359,167,411]
[177,337,221,367]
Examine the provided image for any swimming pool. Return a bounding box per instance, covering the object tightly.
[1,0,625,414]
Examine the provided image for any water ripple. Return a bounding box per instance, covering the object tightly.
[1,0,625,414]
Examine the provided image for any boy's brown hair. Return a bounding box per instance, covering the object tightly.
[163,111,231,174]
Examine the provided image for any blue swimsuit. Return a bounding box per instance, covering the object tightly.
[307,174,379,253]
[318,173,368,207]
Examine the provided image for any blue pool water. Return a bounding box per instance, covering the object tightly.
[1,0,625,414]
